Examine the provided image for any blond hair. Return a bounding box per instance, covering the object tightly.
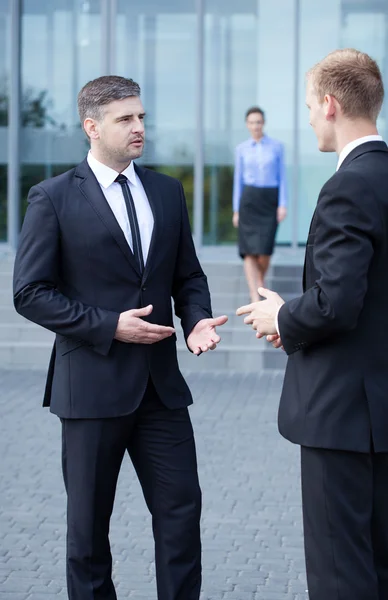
[308,48,384,121]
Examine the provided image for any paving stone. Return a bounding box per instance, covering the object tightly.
[0,368,308,599]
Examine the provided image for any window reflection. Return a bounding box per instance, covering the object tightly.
[20,0,102,224]
[5,0,388,245]
[204,1,294,245]
[115,1,196,223]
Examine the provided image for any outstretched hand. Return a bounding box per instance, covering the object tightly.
[115,305,175,344]
[236,287,285,336]
[187,315,228,355]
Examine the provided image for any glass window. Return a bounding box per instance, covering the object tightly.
[0,0,10,241]
[115,0,196,222]
[203,0,295,246]
[252,0,295,246]
[340,1,388,141]
[11,0,388,247]
[20,0,102,221]
[298,1,340,244]
[298,0,388,244]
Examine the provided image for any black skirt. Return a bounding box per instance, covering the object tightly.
[238,185,279,258]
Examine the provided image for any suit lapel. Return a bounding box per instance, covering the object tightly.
[135,164,164,280]
[75,158,141,277]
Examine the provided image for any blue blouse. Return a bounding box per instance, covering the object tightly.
[233,136,288,212]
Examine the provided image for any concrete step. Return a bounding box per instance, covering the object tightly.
[178,344,287,371]
[0,277,303,305]
[1,323,270,347]
[0,306,294,328]
[0,256,298,371]
[207,277,301,295]
[200,262,303,278]
[0,342,53,369]
[0,308,31,324]
[0,323,54,343]
[1,289,301,314]
[0,340,287,372]
[207,292,299,312]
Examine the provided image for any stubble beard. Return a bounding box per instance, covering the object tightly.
[101,141,144,167]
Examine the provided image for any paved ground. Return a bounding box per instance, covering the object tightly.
[0,368,308,600]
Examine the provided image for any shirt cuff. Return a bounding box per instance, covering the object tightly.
[275,306,281,336]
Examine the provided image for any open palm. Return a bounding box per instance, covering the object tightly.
[187,315,228,355]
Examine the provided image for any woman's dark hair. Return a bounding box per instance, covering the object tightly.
[245,107,265,121]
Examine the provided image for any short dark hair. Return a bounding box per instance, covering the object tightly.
[245,106,265,121]
[77,75,141,125]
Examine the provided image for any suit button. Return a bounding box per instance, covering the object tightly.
[142,286,147,291]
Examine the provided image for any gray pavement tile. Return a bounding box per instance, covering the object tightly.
[0,368,307,599]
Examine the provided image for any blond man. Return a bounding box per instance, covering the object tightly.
[237,49,388,599]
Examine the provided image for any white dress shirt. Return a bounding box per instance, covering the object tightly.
[275,134,384,336]
[87,151,154,262]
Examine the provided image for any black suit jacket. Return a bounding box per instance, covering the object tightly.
[13,159,212,418]
[278,141,388,452]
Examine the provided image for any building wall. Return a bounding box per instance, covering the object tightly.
[1,0,388,247]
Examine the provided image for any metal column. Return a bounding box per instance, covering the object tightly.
[7,0,22,250]
[193,0,204,250]
[291,0,300,249]
[101,0,116,74]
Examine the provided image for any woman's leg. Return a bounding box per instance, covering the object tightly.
[243,255,260,302]
[257,255,271,288]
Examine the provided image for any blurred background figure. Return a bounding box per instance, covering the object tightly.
[233,107,287,302]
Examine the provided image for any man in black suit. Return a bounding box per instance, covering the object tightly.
[237,49,388,599]
[13,75,227,600]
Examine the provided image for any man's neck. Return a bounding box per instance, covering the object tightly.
[335,122,379,156]
[89,148,131,173]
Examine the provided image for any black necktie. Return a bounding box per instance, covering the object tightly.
[115,174,144,273]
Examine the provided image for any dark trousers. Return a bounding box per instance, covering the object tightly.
[301,446,388,600]
[61,379,202,600]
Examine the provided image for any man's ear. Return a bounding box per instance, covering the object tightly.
[324,94,336,120]
[84,118,100,140]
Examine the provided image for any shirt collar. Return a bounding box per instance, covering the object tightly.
[250,135,267,146]
[336,135,383,171]
[87,151,138,188]
[121,160,138,187]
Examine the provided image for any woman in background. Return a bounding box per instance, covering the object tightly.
[233,107,287,302]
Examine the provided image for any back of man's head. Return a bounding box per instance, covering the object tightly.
[308,48,384,123]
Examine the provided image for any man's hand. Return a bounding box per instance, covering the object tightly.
[115,305,175,344]
[236,287,285,336]
[187,315,228,356]
[262,333,284,351]
[277,206,287,223]
[232,212,239,228]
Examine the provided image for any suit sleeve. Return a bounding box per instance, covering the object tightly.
[278,172,379,355]
[13,184,120,356]
[172,182,212,341]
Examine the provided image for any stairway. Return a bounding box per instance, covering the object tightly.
[0,252,303,372]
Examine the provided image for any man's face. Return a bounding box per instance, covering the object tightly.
[94,96,145,163]
[306,79,335,152]
[246,112,265,139]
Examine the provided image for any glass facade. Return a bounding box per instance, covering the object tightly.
[2,0,388,247]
